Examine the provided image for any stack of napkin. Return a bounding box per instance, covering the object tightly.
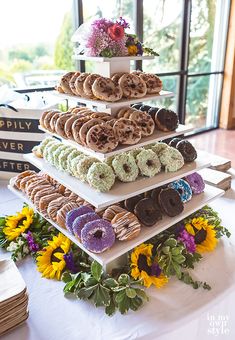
[0,259,28,336]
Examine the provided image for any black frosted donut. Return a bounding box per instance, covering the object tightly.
[176,140,197,163]
[124,194,143,213]
[158,188,184,217]
[168,137,183,148]
[134,198,162,227]
[131,103,143,110]
[147,107,159,120]
[139,104,152,112]
[155,108,179,131]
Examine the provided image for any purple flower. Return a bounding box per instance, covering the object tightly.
[150,263,161,277]
[92,18,113,32]
[174,223,185,236]
[116,17,130,29]
[26,231,40,252]
[178,230,196,253]
[63,251,77,273]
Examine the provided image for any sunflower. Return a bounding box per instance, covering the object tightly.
[3,206,34,241]
[131,243,168,288]
[36,233,71,280]
[185,217,218,253]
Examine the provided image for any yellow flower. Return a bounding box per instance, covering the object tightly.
[130,243,168,288]
[3,206,34,241]
[128,45,138,56]
[185,217,218,253]
[36,233,71,280]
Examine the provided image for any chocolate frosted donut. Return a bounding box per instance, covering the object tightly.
[168,137,183,148]
[139,105,152,112]
[124,194,143,212]
[131,103,143,110]
[176,140,197,162]
[134,198,162,227]
[155,108,179,131]
[158,188,184,217]
[147,107,159,120]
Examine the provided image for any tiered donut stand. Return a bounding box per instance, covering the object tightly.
[8,55,224,272]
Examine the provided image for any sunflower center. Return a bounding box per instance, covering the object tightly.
[137,254,151,275]
[51,247,64,262]
[194,228,207,244]
[17,217,27,226]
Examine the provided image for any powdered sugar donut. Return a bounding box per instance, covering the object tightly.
[139,73,162,94]
[119,74,147,98]
[81,219,115,253]
[92,77,122,102]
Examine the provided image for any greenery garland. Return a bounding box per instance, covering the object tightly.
[0,205,230,316]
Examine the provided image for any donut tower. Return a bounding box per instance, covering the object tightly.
[8,55,224,272]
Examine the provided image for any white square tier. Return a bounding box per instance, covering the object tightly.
[39,124,193,161]
[24,151,210,209]
[73,55,155,62]
[8,183,224,268]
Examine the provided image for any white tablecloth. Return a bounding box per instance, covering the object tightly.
[0,175,235,340]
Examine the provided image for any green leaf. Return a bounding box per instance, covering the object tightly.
[93,285,111,307]
[129,296,143,311]
[63,280,76,293]
[162,246,170,254]
[103,278,118,288]
[135,288,148,302]
[115,289,126,303]
[112,286,126,292]
[173,254,186,264]
[125,288,136,299]
[172,262,182,279]
[171,247,181,256]
[77,285,97,299]
[91,261,102,282]
[85,277,98,287]
[105,298,116,316]
[164,238,177,247]
[62,272,72,283]
[118,295,130,314]
[0,217,6,226]
[118,274,130,285]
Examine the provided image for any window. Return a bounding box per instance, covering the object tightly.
[0,0,74,89]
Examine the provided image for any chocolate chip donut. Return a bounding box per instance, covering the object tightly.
[69,72,81,95]
[55,113,73,138]
[134,198,162,227]
[60,72,76,95]
[129,111,155,137]
[92,77,123,102]
[79,118,104,146]
[71,116,90,144]
[119,74,147,98]
[113,118,141,145]
[86,123,118,153]
[176,140,197,162]
[74,73,91,97]
[111,72,126,84]
[155,108,179,132]
[83,74,100,98]
[139,73,163,94]
[158,188,184,217]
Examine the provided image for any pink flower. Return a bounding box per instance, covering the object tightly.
[108,24,124,41]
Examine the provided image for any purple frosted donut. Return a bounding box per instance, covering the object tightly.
[72,212,100,239]
[185,172,205,194]
[65,206,94,233]
[81,219,115,253]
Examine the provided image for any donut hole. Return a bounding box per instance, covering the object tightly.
[146,160,154,167]
[99,173,105,180]
[93,230,103,239]
[169,198,176,207]
[130,84,136,89]
[99,134,108,143]
[123,163,131,173]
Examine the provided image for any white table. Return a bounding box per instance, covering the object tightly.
[0,175,235,340]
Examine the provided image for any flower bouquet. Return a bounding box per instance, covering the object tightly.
[72,17,159,58]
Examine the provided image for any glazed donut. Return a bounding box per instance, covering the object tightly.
[112,153,139,182]
[74,73,90,97]
[158,188,184,217]
[136,149,161,177]
[134,198,162,226]
[81,219,115,253]
[176,140,197,163]
[102,205,126,221]
[38,193,62,216]
[185,172,205,194]
[60,72,76,95]
[14,170,36,189]
[129,111,155,137]
[139,73,162,94]
[155,108,179,132]
[159,146,184,172]
[168,179,193,203]
[72,212,101,239]
[119,74,147,98]
[47,197,68,221]
[113,118,141,145]
[92,77,123,102]
[69,72,81,95]
[83,74,100,98]
[86,123,118,153]
[87,163,115,192]
[111,211,141,241]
